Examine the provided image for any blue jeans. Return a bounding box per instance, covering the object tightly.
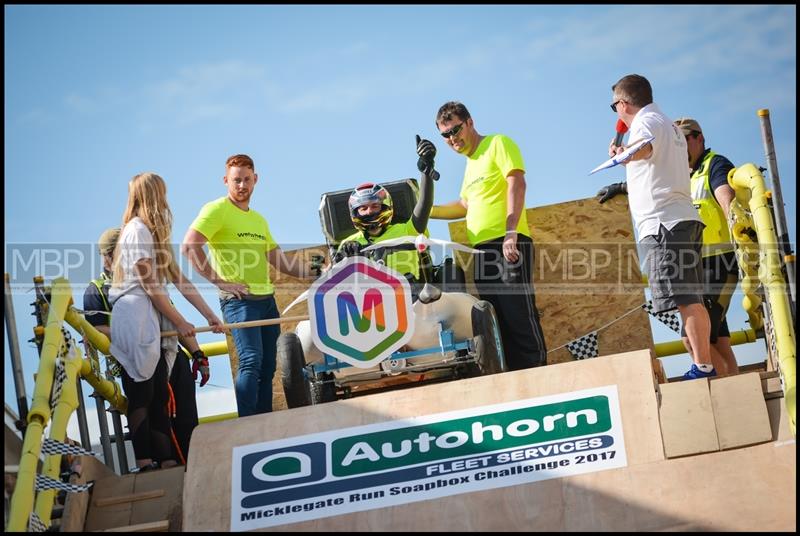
[220,296,280,417]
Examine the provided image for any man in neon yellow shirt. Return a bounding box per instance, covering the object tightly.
[430,101,547,370]
[182,154,313,417]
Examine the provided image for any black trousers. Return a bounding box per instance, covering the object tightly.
[473,235,548,370]
[120,351,172,463]
[170,347,199,462]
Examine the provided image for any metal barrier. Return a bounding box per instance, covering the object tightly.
[6,276,238,530]
[728,163,796,436]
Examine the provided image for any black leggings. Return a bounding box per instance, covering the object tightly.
[120,350,173,464]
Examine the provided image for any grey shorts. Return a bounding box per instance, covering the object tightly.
[680,251,739,342]
[641,220,705,314]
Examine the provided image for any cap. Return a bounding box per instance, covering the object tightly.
[674,117,702,136]
[98,228,120,256]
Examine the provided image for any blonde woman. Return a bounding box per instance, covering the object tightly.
[110,172,222,471]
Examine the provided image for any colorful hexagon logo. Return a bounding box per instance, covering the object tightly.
[309,257,415,368]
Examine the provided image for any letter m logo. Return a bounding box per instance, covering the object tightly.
[309,257,415,368]
[337,288,385,336]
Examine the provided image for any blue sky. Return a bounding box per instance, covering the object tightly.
[4,5,796,438]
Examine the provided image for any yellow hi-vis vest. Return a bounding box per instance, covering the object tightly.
[91,272,112,313]
[691,151,734,258]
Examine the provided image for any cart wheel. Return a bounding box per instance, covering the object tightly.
[469,300,507,375]
[277,333,310,408]
[309,371,337,405]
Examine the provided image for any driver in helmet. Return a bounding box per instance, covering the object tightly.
[334,135,438,286]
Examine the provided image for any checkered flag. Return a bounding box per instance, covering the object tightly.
[642,301,682,333]
[50,359,67,411]
[34,473,93,493]
[41,438,98,458]
[566,331,599,360]
[28,511,48,532]
[106,356,123,378]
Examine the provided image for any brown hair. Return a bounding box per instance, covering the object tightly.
[612,74,653,108]
[436,101,471,127]
[112,172,179,286]
[225,154,255,171]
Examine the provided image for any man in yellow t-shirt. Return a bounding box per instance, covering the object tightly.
[430,101,547,370]
[181,154,313,417]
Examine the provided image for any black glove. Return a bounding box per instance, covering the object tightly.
[310,254,324,277]
[333,241,363,263]
[191,350,210,387]
[596,182,627,204]
[416,134,437,175]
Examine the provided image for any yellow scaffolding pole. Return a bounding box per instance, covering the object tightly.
[7,278,71,531]
[33,329,84,524]
[8,278,237,530]
[655,329,757,358]
[63,308,128,412]
[729,163,796,436]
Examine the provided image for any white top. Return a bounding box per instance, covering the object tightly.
[625,103,701,239]
[109,217,178,381]
[109,217,156,296]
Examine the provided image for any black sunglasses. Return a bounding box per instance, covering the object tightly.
[440,122,465,139]
[610,100,624,113]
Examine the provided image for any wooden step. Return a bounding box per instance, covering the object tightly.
[93,489,165,508]
[98,519,169,532]
[761,376,784,399]
[84,465,184,532]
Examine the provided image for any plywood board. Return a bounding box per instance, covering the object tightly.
[447,196,656,372]
[711,372,772,450]
[84,473,136,531]
[560,439,795,531]
[766,396,793,443]
[658,380,719,458]
[61,454,117,531]
[184,350,664,531]
[130,465,185,531]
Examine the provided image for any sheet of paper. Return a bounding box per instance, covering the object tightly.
[589,136,655,175]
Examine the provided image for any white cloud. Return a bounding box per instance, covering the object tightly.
[517,5,794,84]
[280,82,373,113]
[143,59,275,126]
[15,107,51,127]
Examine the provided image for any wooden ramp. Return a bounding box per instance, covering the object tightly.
[182,350,795,531]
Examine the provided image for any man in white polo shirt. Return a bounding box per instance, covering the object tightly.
[605,74,714,381]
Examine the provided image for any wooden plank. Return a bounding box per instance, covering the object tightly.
[711,373,772,450]
[130,465,185,532]
[658,379,719,458]
[561,440,795,531]
[84,474,136,532]
[61,454,118,531]
[99,519,169,532]
[766,397,792,442]
[93,489,165,508]
[759,369,780,380]
[184,350,664,531]
[447,197,657,375]
[761,375,783,398]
